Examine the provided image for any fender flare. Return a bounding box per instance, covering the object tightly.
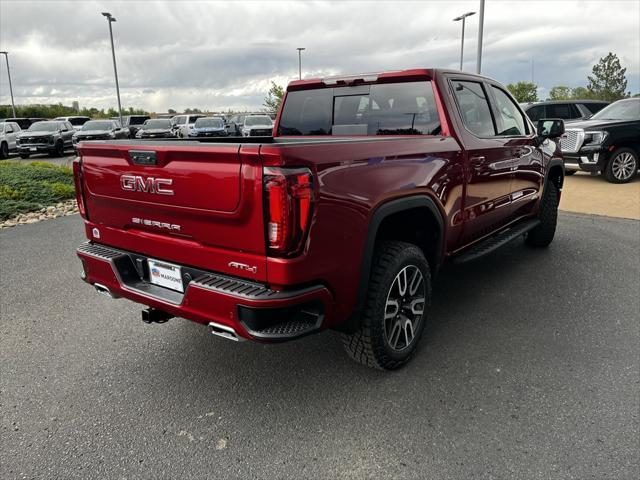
[341,195,444,332]
[545,157,565,190]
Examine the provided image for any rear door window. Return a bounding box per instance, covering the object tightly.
[526,105,545,121]
[546,103,573,119]
[451,80,496,137]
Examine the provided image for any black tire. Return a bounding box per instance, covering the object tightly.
[0,142,8,159]
[52,141,64,157]
[342,241,431,370]
[19,153,30,159]
[564,170,576,176]
[604,147,638,184]
[526,181,559,247]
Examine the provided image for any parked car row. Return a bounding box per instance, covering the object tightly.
[171,113,274,138]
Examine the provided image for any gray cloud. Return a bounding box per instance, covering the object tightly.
[0,0,638,112]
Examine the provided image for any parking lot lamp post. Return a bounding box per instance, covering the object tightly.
[0,51,17,118]
[453,12,475,71]
[296,47,305,80]
[476,0,485,74]
[101,12,123,128]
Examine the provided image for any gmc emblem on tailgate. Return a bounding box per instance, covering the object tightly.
[120,175,174,195]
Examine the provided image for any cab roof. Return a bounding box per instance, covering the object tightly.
[286,68,497,91]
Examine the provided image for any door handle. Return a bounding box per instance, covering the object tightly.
[515,148,528,158]
[469,156,486,164]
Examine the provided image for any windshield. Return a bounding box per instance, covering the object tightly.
[142,119,171,129]
[245,116,272,127]
[194,118,224,128]
[82,121,114,131]
[28,122,59,132]
[591,99,640,121]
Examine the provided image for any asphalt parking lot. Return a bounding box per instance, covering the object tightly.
[1,213,638,479]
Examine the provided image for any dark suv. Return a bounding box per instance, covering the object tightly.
[121,115,151,138]
[560,98,639,183]
[522,100,608,123]
[16,120,75,157]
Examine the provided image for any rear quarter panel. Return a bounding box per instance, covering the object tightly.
[261,136,463,326]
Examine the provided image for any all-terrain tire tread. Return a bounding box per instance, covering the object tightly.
[341,241,431,370]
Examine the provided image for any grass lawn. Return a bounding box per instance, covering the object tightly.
[0,161,76,221]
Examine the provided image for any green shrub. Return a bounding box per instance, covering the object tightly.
[49,182,76,197]
[0,162,76,220]
[0,185,25,200]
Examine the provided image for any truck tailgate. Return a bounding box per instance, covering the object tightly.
[78,142,267,281]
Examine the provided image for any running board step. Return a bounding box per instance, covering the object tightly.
[452,219,540,264]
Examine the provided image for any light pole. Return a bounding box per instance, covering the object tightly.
[476,0,485,74]
[296,47,305,80]
[0,51,16,118]
[453,11,475,71]
[101,12,123,127]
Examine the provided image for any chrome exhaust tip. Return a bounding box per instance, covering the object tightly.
[208,322,244,342]
[94,283,115,299]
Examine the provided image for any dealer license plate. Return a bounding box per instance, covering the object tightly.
[147,259,184,293]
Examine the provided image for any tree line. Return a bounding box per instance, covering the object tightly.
[507,52,637,103]
[0,103,149,120]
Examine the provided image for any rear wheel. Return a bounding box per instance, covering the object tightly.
[342,241,431,370]
[0,142,8,159]
[526,180,559,247]
[604,148,638,184]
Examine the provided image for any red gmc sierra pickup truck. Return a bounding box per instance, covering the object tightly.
[75,69,565,369]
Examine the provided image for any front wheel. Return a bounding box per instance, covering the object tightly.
[604,148,638,184]
[54,141,64,157]
[526,180,559,247]
[0,142,8,159]
[342,241,431,370]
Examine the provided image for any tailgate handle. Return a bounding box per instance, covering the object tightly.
[129,150,157,165]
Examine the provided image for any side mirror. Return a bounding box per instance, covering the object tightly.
[537,118,565,139]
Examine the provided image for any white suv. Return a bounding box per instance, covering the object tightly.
[0,121,21,158]
[170,114,206,138]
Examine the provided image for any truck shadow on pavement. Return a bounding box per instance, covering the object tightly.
[121,234,579,429]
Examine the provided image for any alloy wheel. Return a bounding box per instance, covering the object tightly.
[384,265,426,351]
[611,152,637,181]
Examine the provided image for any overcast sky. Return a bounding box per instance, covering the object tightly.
[0,0,638,112]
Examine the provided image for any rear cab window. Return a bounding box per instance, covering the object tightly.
[278,81,442,136]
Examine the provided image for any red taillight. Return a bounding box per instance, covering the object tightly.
[264,167,313,256]
[72,157,88,219]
